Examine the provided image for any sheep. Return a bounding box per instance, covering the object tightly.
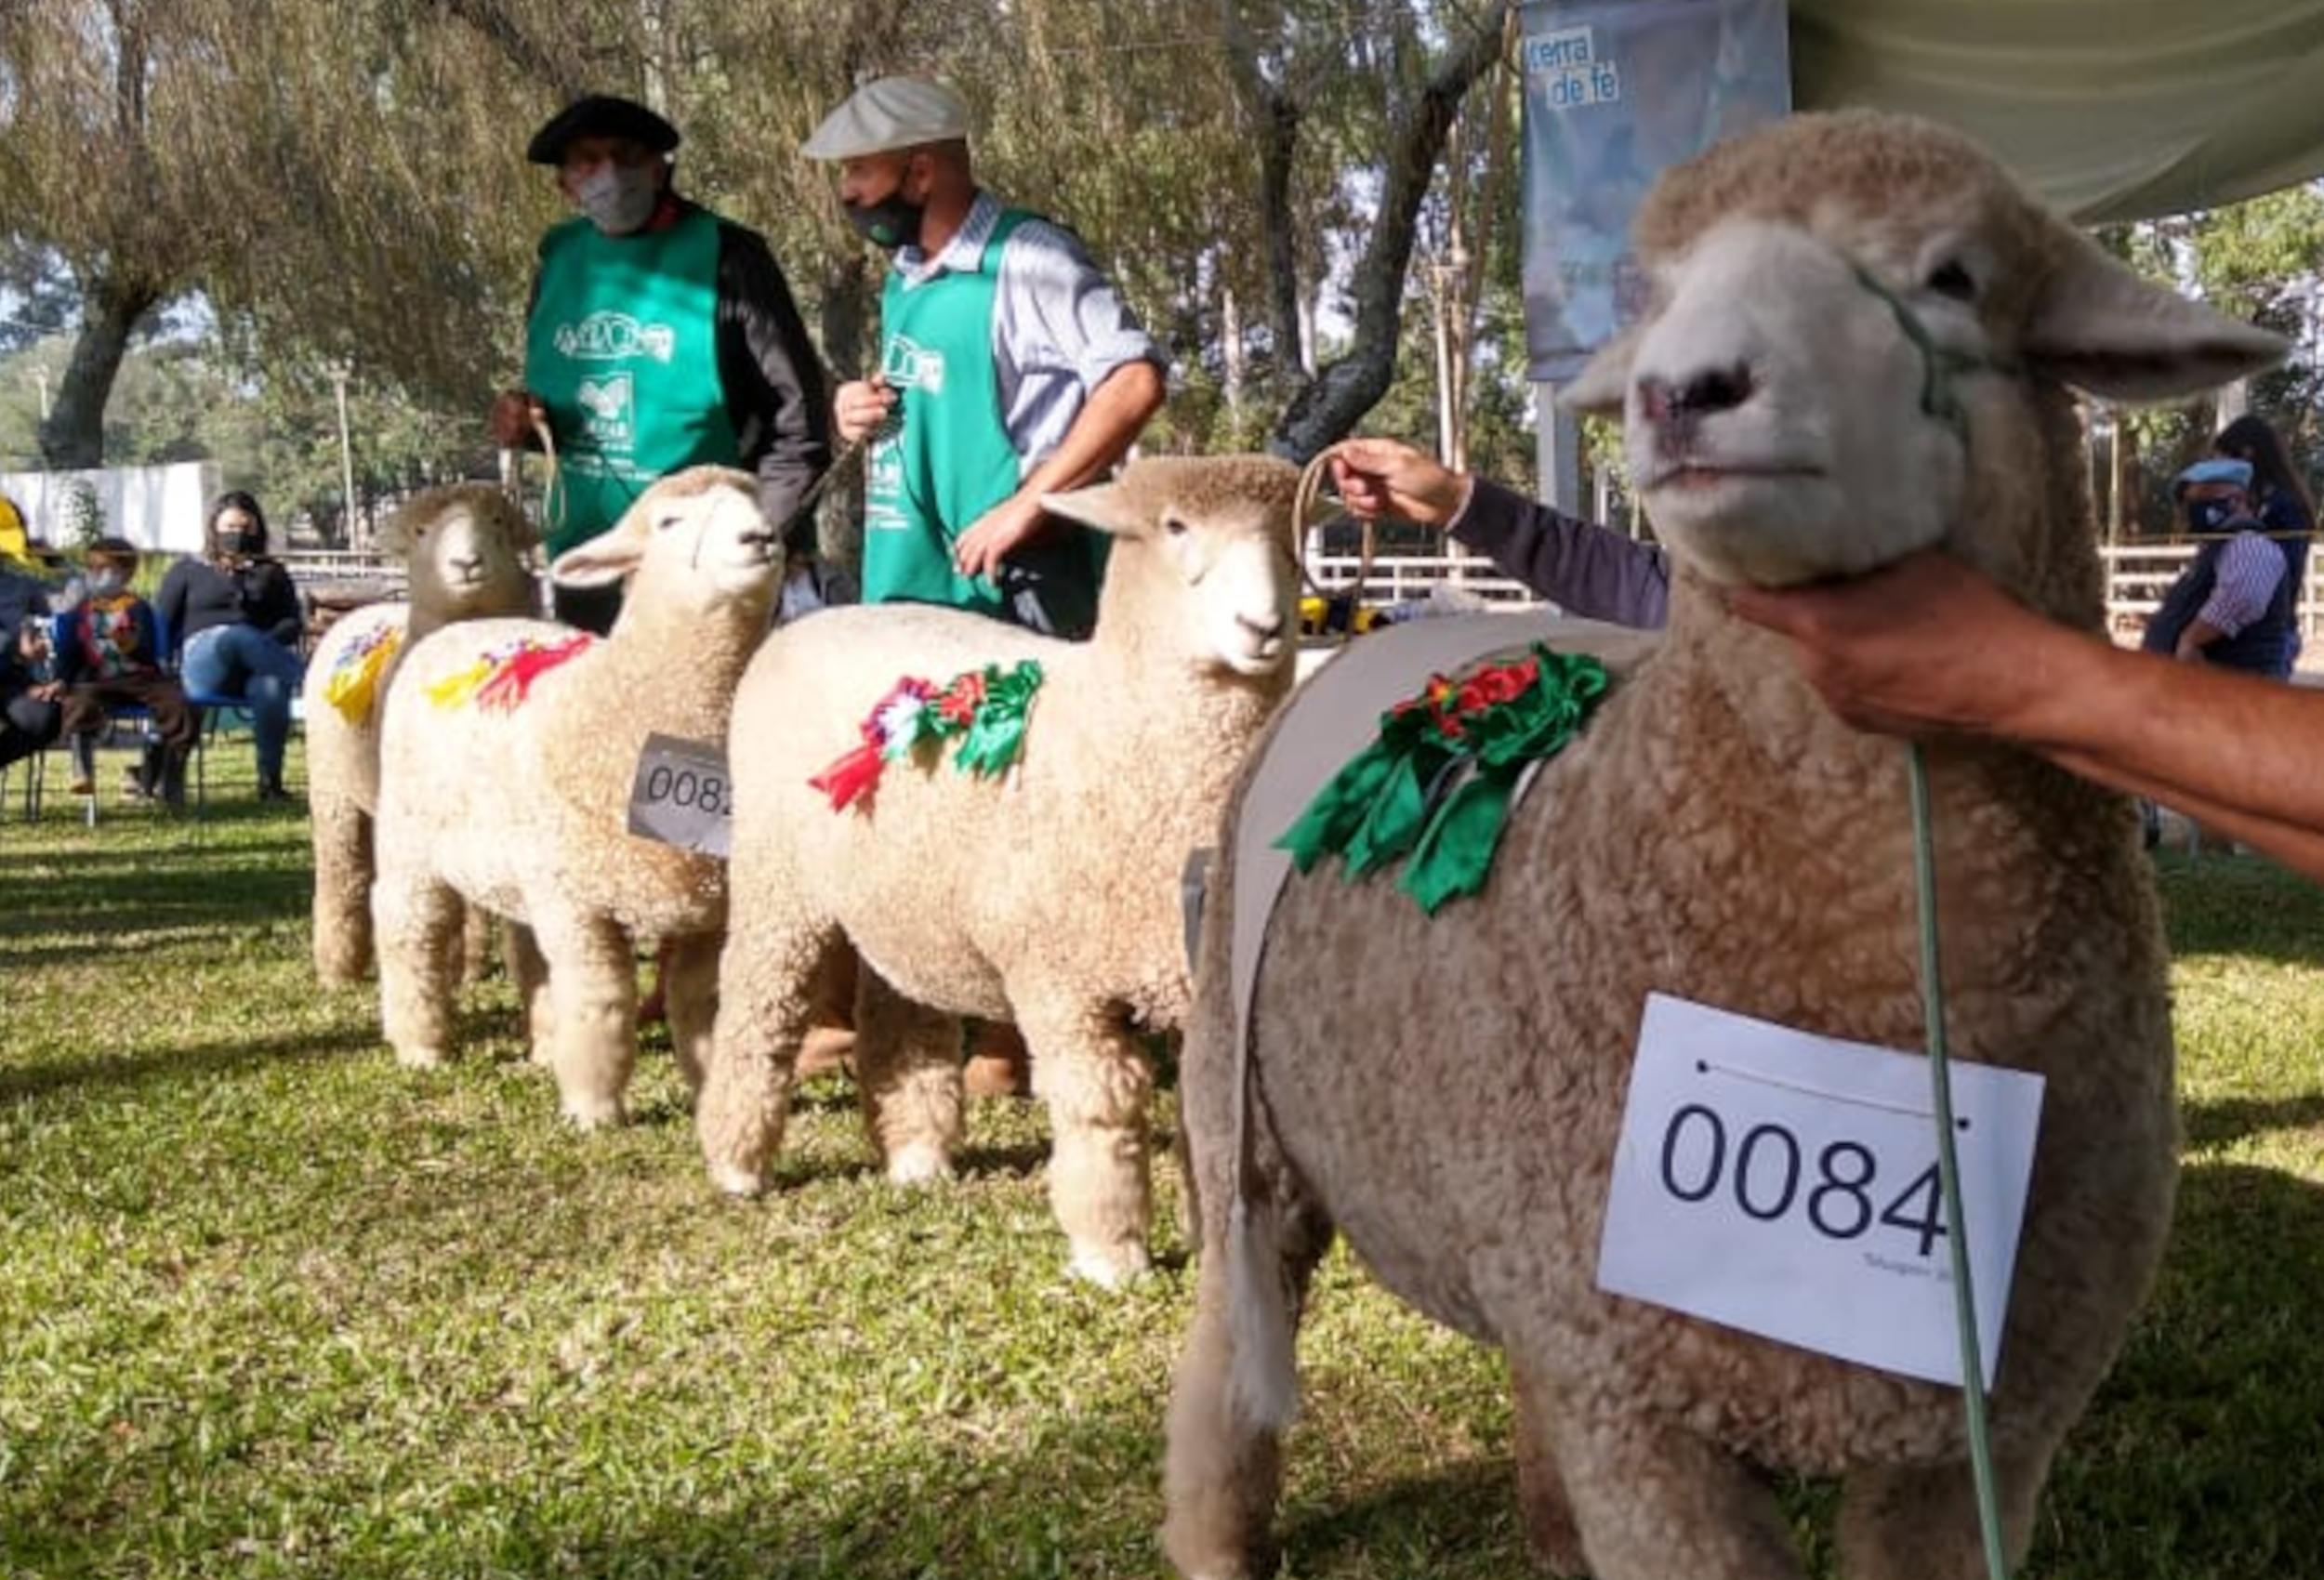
[370,467,781,1127]
[695,454,1306,1287]
[307,483,540,986]
[1161,110,2286,1580]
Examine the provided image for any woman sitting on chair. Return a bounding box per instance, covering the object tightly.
[156,491,307,802]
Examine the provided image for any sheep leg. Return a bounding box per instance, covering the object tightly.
[1160,1140,1336,1580]
[851,968,963,1186]
[696,919,841,1196]
[457,901,495,985]
[1508,1356,1588,1577]
[499,920,553,1062]
[373,867,464,1068]
[1833,1446,2048,1580]
[310,797,374,985]
[1017,999,1155,1287]
[660,932,721,1097]
[1540,1402,1801,1580]
[538,911,640,1130]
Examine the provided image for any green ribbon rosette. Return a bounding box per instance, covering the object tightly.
[1277,643,1612,913]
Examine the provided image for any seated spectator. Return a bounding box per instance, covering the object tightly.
[1,545,64,773]
[2141,456,2299,679]
[54,536,197,804]
[156,491,308,801]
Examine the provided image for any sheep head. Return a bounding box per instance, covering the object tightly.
[1044,454,1304,678]
[375,483,539,618]
[1563,111,2285,593]
[549,466,780,618]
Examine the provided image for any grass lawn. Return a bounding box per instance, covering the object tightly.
[5,740,2323,1579]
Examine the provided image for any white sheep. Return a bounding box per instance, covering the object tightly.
[371,467,781,1126]
[1162,110,2285,1580]
[307,483,540,986]
[695,454,1306,1287]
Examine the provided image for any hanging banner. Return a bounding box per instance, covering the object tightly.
[1520,0,1792,382]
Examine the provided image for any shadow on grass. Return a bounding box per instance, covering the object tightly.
[2179,1089,2324,1152]
[0,1020,377,1101]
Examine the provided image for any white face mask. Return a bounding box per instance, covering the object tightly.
[87,568,128,597]
[572,163,661,235]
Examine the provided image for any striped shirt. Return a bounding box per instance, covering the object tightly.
[2194,531,2288,636]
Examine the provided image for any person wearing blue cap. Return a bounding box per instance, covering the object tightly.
[804,75,1167,644]
[2141,453,2302,678]
[490,93,832,634]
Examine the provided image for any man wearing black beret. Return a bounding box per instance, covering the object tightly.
[491,93,833,633]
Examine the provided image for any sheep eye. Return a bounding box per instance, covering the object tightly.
[1925,258,1978,302]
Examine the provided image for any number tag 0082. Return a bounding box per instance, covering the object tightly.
[1595,992,2044,1389]
[626,733,732,860]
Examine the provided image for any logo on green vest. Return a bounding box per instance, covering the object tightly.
[881,333,947,396]
[555,310,677,363]
[576,373,635,452]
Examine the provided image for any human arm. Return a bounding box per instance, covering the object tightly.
[952,215,1168,579]
[2175,533,2284,660]
[716,223,834,551]
[244,561,305,647]
[153,561,191,665]
[1725,548,2324,881]
[952,357,1166,579]
[1327,437,1671,628]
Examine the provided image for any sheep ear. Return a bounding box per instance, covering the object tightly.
[2026,240,2287,403]
[550,522,644,588]
[1041,481,1143,538]
[1557,328,1640,418]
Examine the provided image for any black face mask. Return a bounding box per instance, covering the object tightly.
[226,529,264,558]
[846,188,925,251]
[2185,497,2239,533]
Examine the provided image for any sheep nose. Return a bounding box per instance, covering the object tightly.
[1239,611,1285,643]
[1637,363,1754,425]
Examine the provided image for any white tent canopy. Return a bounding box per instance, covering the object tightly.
[1792,0,2324,222]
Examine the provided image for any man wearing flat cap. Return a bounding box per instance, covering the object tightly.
[492,93,831,633]
[2143,454,2301,678]
[806,75,1166,642]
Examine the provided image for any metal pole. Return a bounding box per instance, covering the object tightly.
[331,362,358,549]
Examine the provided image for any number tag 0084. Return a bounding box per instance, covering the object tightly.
[1595,992,2044,1389]
[626,732,732,860]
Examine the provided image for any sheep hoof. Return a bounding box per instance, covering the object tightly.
[885,1143,956,1188]
[561,1096,627,1131]
[1068,1241,1153,1291]
[708,1162,769,1199]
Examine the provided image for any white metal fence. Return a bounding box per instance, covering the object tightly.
[277,540,2324,647]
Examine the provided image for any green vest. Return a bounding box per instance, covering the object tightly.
[864,210,1101,631]
[525,207,740,557]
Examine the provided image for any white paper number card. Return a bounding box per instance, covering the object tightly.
[626,733,732,860]
[1596,993,2044,1389]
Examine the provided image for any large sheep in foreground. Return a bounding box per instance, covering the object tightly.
[1162,112,2285,1580]
[372,467,781,1126]
[308,484,539,986]
[696,455,1305,1287]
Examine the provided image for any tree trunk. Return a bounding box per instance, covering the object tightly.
[38,274,158,469]
[1271,3,1512,464]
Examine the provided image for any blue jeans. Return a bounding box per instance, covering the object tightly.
[181,625,306,781]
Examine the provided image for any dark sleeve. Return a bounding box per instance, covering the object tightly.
[247,562,304,646]
[1451,477,1671,630]
[52,612,82,683]
[131,600,164,672]
[154,563,191,663]
[715,219,834,554]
